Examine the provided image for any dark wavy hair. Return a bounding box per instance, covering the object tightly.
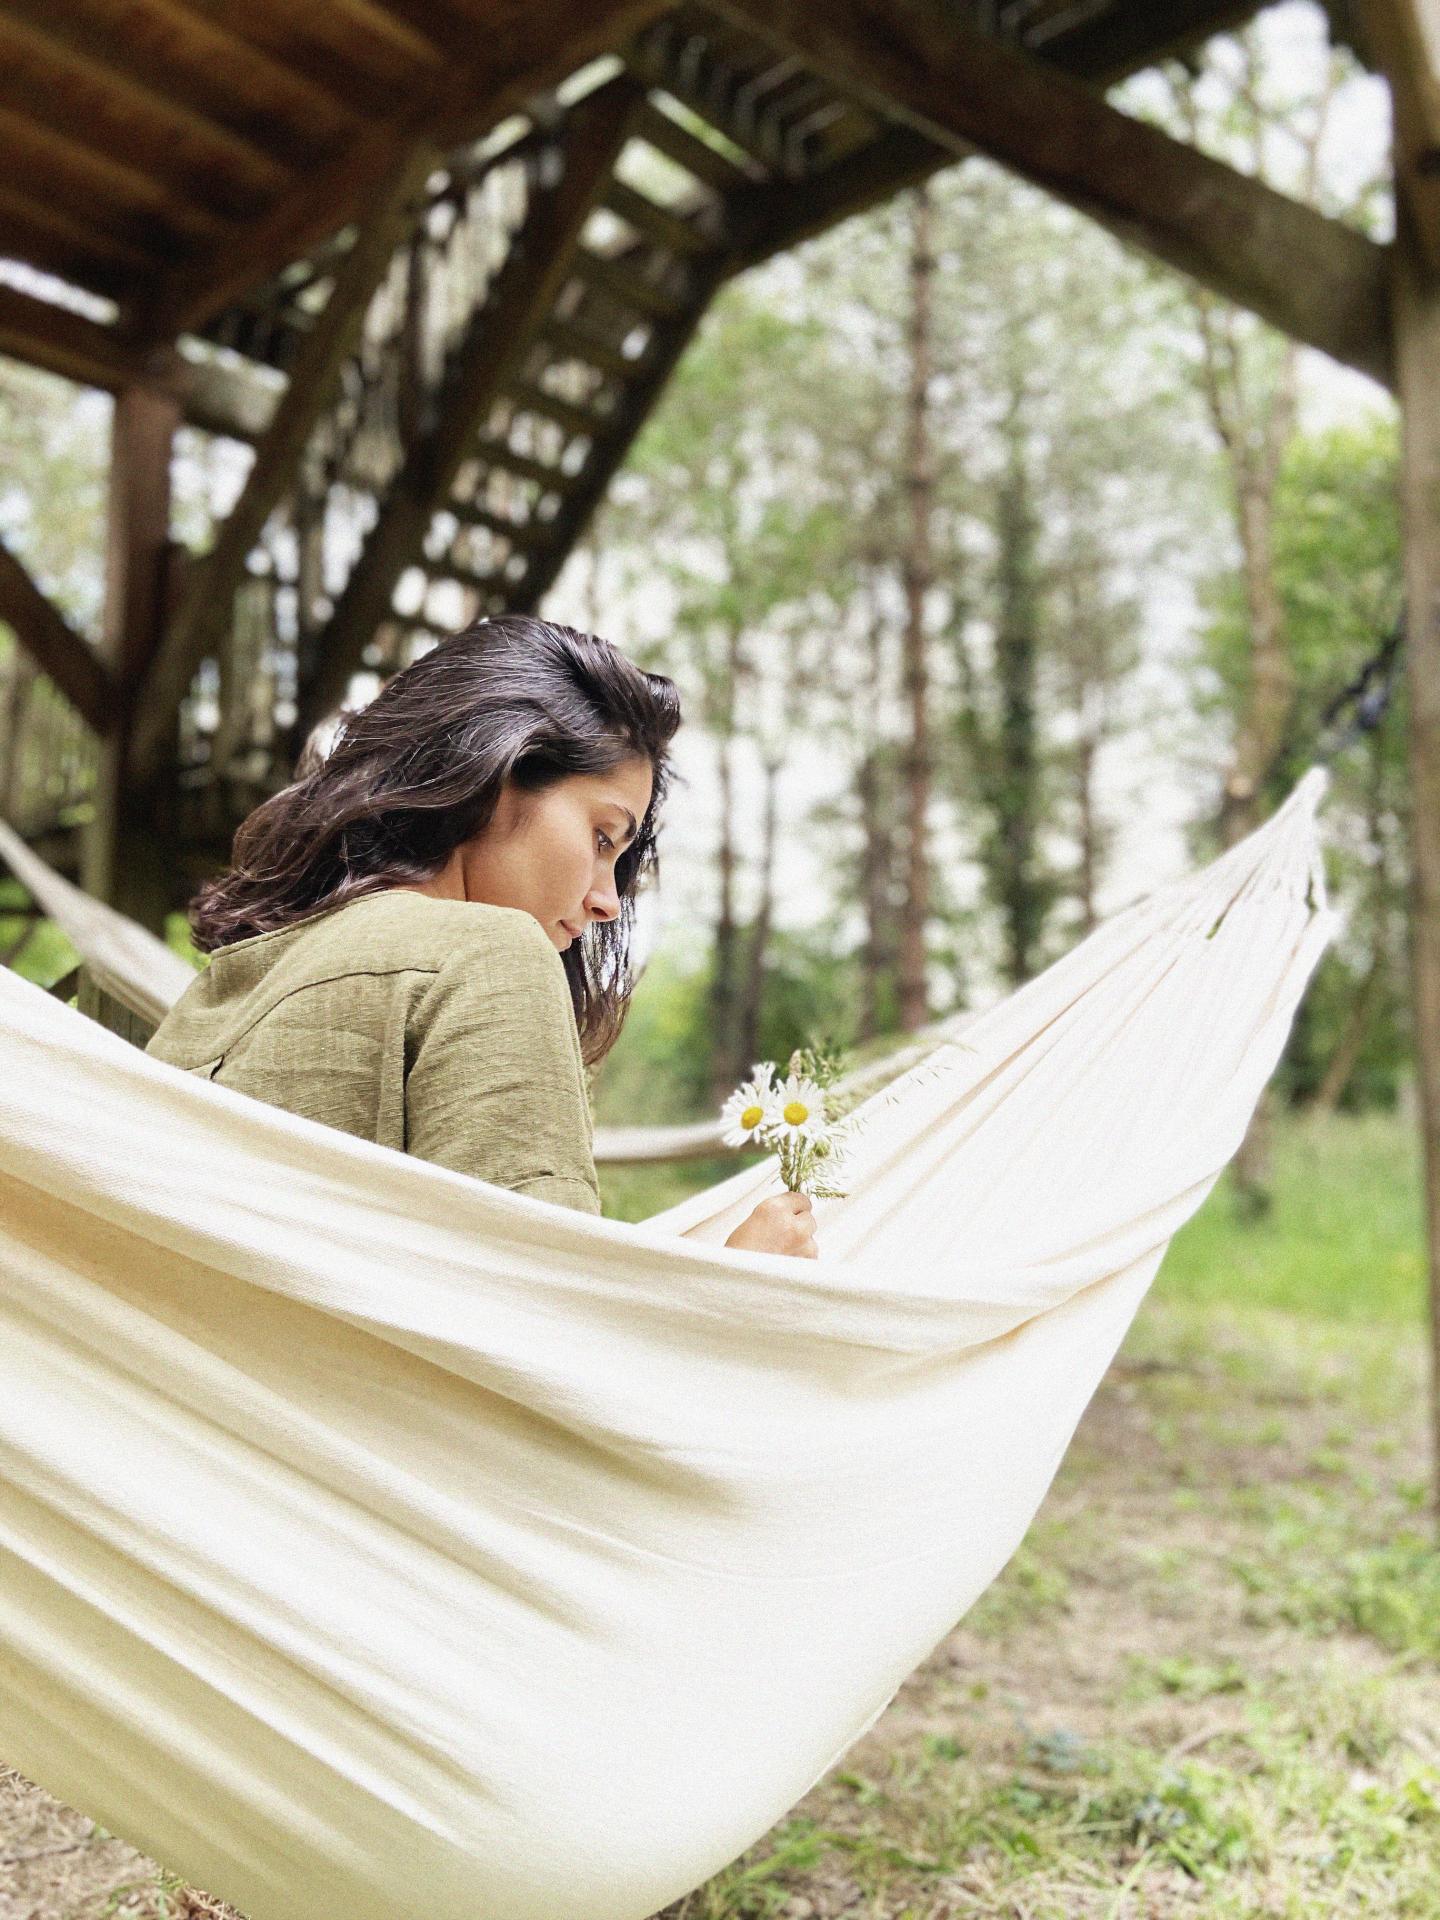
[187,615,683,1065]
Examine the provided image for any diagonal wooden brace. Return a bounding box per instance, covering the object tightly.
[715,0,1394,388]
[0,535,116,735]
[127,138,438,786]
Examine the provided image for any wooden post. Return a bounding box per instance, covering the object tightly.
[81,385,181,933]
[1394,229,1440,1526]
[1366,0,1440,1524]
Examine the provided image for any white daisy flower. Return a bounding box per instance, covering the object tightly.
[720,1064,780,1148]
[769,1073,827,1144]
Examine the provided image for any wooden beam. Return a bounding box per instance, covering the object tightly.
[1358,0,1440,276]
[1375,3,1440,1526]
[128,139,437,785]
[298,76,646,735]
[137,0,672,340]
[730,122,950,269]
[0,535,115,733]
[713,0,1394,387]
[1043,0,1263,83]
[0,284,164,391]
[0,283,282,442]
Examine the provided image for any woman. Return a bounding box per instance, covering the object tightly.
[145,614,816,1259]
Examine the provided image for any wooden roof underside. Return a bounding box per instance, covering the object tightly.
[0,0,1278,358]
[0,0,1391,801]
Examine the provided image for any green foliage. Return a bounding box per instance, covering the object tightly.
[1195,415,1410,1110]
[1160,1108,1423,1324]
[0,878,78,987]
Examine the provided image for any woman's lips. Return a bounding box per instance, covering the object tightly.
[560,920,582,940]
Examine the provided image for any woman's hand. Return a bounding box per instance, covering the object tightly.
[724,1191,818,1259]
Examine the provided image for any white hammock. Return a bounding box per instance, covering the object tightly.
[0,770,1333,1920]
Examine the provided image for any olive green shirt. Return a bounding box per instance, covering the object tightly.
[144,891,601,1215]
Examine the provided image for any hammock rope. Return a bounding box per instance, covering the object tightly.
[0,768,1334,1920]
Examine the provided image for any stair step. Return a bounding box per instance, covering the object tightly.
[505,381,610,441]
[632,98,764,195]
[539,315,646,382]
[469,438,574,492]
[569,247,687,320]
[602,178,713,256]
[447,502,553,550]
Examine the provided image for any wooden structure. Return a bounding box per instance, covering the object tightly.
[0,0,1436,1504]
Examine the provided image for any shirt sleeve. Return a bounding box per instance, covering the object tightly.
[405,909,601,1215]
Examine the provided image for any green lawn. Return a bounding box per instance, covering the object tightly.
[1158,1107,1425,1326]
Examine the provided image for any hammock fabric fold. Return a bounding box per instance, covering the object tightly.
[0,771,1334,1920]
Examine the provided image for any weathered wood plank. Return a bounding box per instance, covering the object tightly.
[506,379,612,442]
[0,285,158,392]
[569,247,689,319]
[731,121,951,269]
[0,102,232,252]
[0,536,116,734]
[0,0,355,175]
[297,77,646,735]
[468,438,572,493]
[172,0,444,119]
[0,184,158,300]
[143,0,672,339]
[128,139,437,785]
[714,0,1393,387]
[0,12,290,225]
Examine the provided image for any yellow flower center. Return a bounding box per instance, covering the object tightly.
[783,1101,810,1126]
[740,1104,765,1130]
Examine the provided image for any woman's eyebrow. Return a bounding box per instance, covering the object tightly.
[611,806,639,844]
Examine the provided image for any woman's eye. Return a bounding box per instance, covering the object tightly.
[596,831,614,854]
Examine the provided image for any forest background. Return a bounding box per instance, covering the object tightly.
[0,1,1415,1209]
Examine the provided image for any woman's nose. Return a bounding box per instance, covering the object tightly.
[585,878,621,922]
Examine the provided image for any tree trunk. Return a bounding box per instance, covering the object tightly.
[736,752,782,1075]
[1220,471,1298,849]
[709,726,740,1105]
[1312,958,1384,1115]
[993,386,1046,987]
[898,184,934,1032]
[1074,723,1100,937]
[708,619,746,1105]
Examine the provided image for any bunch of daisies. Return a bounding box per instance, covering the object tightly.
[719,1043,854,1200]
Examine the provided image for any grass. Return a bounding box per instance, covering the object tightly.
[1157,1106,1425,1325]
[3,1104,1436,1920]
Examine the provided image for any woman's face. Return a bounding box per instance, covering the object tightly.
[430,756,656,950]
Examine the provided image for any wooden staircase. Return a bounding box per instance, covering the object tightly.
[0,2,938,884]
